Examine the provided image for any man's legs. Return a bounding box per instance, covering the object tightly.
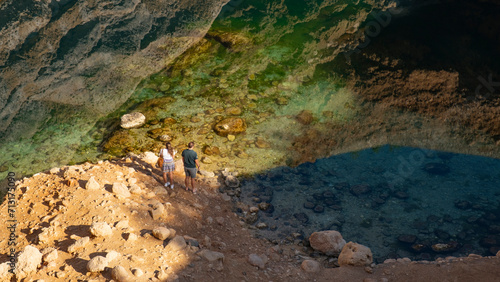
[191,177,196,193]
[184,175,190,191]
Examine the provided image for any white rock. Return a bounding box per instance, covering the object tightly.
[85,176,101,190]
[126,233,138,242]
[338,242,373,266]
[112,182,131,198]
[90,222,113,237]
[120,112,145,129]
[247,254,267,269]
[115,220,129,229]
[301,260,320,273]
[87,256,108,273]
[309,230,346,256]
[68,236,90,253]
[106,251,120,262]
[0,262,12,279]
[16,245,43,279]
[149,203,165,220]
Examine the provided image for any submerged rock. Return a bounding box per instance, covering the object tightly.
[213,117,247,136]
[422,163,450,175]
[121,112,146,129]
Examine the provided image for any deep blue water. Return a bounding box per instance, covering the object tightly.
[237,145,500,262]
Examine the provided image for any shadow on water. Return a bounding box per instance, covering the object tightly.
[234,145,500,263]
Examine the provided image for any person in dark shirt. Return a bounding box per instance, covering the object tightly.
[181,141,200,194]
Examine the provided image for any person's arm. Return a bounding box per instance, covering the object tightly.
[195,159,200,169]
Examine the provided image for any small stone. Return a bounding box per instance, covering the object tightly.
[126,233,138,242]
[398,234,417,244]
[90,222,113,237]
[227,134,236,141]
[256,222,268,229]
[111,266,131,282]
[201,156,213,164]
[276,97,288,105]
[296,110,314,125]
[112,182,131,198]
[115,220,129,229]
[255,138,270,148]
[42,248,58,263]
[129,184,142,194]
[225,107,242,115]
[309,231,346,256]
[165,236,187,252]
[301,260,320,273]
[198,249,225,262]
[213,117,247,137]
[152,227,172,240]
[132,268,144,277]
[248,254,267,269]
[149,203,166,220]
[87,256,108,273]
[16,245,43,279]
[85,176,101,190]
[68,237,90,253]
[338,242,373,266]
[106,251,120,262]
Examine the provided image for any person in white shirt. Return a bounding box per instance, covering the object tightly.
[159,142,176,189]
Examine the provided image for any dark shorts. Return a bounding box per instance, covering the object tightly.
[184,167,197,178]
[162,161,175,172]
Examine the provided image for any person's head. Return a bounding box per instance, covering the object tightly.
[188,141,195,149]
[165,142,174,155]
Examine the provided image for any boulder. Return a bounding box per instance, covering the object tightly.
[149,203,166,220]
[120,112,146,129]
[213,117,247,136]
[301,260,321,273]
[338,242,373,266]
[309,230,346,256]
[90,222,113,237]
[225,175,240,188]
[16,245,43,279]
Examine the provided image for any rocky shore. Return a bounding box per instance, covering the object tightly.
[1,152,500,281]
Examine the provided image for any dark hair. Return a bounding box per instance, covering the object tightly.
[188,141,195,148]
[165,142,174,157]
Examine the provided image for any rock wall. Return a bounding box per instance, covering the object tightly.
[0,0,228,140]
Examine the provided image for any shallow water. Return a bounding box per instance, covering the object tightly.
[238,145,500,262]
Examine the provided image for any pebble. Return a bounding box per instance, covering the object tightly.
[111,266,131,282]
[301,260,320,273]
[152,227,172,240]
[85,176,101,190]
[248,254,267,269]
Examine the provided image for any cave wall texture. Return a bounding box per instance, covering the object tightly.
[0,0,229,140]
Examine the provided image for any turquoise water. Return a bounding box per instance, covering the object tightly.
[237,145,500,262]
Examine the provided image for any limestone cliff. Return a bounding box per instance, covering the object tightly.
[0,0,228,140]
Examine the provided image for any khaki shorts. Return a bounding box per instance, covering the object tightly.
[184,167,197,178]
